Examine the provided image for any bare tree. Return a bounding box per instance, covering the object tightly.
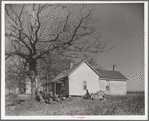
[5,4,110,99]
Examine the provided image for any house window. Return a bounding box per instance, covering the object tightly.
[106,81,110,91]
[106,85,110,91]
[83,81,87,90]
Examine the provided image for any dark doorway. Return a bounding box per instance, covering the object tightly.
[56,83,62,94]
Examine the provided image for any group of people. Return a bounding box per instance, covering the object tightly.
[84,89,105,100]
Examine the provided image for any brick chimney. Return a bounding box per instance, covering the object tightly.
[70,63,74,68]
[113,65,115,71]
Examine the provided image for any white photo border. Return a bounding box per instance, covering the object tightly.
[1,1,148,120]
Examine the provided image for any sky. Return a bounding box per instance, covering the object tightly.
[91,4,144,91]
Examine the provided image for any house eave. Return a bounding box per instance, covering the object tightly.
[44,76,67,85]
[100,77,127,81]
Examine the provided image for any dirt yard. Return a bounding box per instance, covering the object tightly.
[5,92,144,116]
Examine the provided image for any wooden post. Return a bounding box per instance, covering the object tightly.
[53,83,56,95]
[47,84,48,93]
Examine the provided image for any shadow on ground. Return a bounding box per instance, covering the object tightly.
[6,100,25,107]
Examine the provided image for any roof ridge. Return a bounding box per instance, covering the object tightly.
[97,69,120,72]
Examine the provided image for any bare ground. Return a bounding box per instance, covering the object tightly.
[5,92,145,116]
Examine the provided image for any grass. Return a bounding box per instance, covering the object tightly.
[5,92,145,116]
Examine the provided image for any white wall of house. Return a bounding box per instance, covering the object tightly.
[99,80,107,92]
[15,88,19,94]
[26,81,31,94]
[99,79,127,95]
[69,62,99,96]
[106,81,127,95]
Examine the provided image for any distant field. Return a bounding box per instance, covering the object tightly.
[5,92,145,116]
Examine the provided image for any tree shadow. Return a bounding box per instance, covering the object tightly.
[6,99,25,107]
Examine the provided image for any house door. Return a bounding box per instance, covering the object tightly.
[56,83,62,94]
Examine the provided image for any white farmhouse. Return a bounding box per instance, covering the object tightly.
[48,60,128,96]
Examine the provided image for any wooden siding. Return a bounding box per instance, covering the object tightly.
[106,81,127,95]
[99,80,107,92]
[99,80,127,95]
[69,62,99,96]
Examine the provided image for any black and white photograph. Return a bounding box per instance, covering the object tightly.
[1,1,148,120]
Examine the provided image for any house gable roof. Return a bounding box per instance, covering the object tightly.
[50,60,101,83]
[49,61,83,83]
[63,60,101,77]
[97,69,128,80]
[50,60,128,83]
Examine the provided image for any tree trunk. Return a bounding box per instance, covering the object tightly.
[36,90,44,102]
[31,80,36,99]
